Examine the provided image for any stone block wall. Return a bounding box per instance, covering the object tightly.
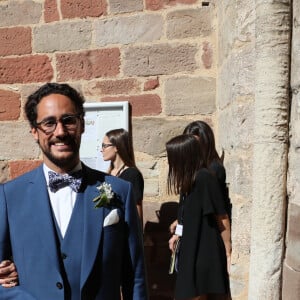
[0,0,217,187]
[2,1,295,299]
[217,1,255,299]
[283,0,300,298]
[0,0,219,298]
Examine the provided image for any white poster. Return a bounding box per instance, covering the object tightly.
[80,102,129,172]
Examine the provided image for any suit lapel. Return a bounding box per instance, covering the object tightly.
[28,166,61,271]
[80,167,105,288]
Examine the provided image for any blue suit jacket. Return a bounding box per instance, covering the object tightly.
[0,164,148,300]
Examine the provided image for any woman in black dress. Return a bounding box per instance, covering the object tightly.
[183,120,231,221]
[101,128,144,223]
[169,121,232,271]
[166,134,231,300]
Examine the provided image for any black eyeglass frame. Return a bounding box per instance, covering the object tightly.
[101,143,114,149]
[34,113,82,134]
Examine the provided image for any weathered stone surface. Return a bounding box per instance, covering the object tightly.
[249,143,288,300]
[84,79,140,96]
[284,2,300,298]
[231,200,251,257]
[166,8,213,39]
[132,118,193,156]
[0,123,40,160]
[101,94,162,116]
[144,178,159,197]
[123,44,198,76]
[0,161,9,183]
[218,46,255,109]
[218,0,255,64]
[291,0,300,87]
[0,0,42,26]
[202,41,213,69]
[56,49,120,81]
[288,95,300,203]
[44,0,59,23]
[285,203,300,270]
[165,76,216,116]
[0,89,21,120]
[95,14,163,46]
[136,159,160,179]
[282,263,300,300]
[0,27,31,56]
[34,22,92,52]
[145,0,197,11]
[60,0,107,18]
[224,153,252,198]
[108,0,143,14]
[230,263,249,300]
[144,78,159,91]
[0,56,53,84]
[218,101,254,151]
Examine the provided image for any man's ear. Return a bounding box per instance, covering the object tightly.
[31,127,39,143]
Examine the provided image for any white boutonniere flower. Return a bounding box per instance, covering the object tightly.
[93,182,114,208]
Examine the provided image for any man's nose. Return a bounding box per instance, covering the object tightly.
[54,121,68,135]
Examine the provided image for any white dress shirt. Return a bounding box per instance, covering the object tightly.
[43,163,82,238]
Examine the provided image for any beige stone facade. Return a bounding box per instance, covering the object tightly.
[0,0,298,299]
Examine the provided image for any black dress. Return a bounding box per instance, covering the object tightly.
[209,161,232,222]
[175,168,230,299]
[118,167,144,205]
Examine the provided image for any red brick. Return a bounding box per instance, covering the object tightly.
[146,0,196,10]
[56,49,120,81]
[0,55,53,84]
[9,160,42,179]
[0,90,21,120]
[61,0,107,18]
[144,78,159,91]
[0,27,31,56]
[202,41,213,69]
[44,0,60,23]
[101,94,162,116]
[86,78,140,96]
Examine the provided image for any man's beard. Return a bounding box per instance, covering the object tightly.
[40,137,81,169]
[43,149,80,169]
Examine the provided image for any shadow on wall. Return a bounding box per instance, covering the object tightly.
[144,201,178,300]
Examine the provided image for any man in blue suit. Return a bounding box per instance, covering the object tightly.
[0,83,148,299]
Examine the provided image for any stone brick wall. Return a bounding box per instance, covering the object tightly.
[1,1,297,299]
[283,1,300,299]
[0,0,218,298]
[217,1,255,298]
[0,0,217,186]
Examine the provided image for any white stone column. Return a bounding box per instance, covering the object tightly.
[248,1,291,299]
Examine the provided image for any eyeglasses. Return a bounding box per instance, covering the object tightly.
[101,143,114,149]
[35,114,81,134]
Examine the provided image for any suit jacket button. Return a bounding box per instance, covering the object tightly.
[61,253,67,259]
[56,282,63,289]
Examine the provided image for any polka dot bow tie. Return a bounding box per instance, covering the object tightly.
[48,170,83,193]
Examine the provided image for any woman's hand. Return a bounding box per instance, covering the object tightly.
[168,234,180,253]
[0,260,18,288]
[169,219,178,234]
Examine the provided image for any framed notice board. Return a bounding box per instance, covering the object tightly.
[80,101,129,172]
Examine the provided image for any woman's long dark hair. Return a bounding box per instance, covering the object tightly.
[106,128,137,172]
[166,134,205,195]
[183,120,222,167]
